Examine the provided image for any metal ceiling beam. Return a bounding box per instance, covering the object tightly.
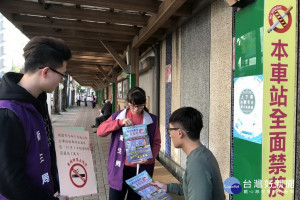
[97,65,113,83]
[96,75,106,87]
[67,66,100,72]
[51,0,160,13]
[132,0,188,48]
[110,51,127,75]
[54,0,190,17]
[71,55,114,61]
[93,80,102,89]
[71,52,113,57]
[63,40,128,50]
[70,60,115,66]
[38,0,49,9]
[100,40,127,71]
[66,41,126,49]
[12,15,140,36]
[66,45,125,54]
[71,57,115,62]
[69,71,103,75]
[0,0,149,26]
[23,26,134,43]
[173,3,192,17]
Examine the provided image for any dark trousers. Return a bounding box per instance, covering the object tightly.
[109,166,141,200]
[95,115,109,127]
[76,100,80,106]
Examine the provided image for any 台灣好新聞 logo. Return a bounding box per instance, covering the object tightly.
[224,177,242,194]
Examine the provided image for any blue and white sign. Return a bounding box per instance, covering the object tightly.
[233,75,263,144]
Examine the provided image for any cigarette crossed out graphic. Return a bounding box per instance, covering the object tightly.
[268,6,293,33]
[72,168,86,183]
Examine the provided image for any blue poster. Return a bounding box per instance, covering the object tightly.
[123,124,153,163]
[126,171,172,200]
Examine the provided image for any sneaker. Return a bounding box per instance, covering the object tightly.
[93,130,97,133]
[91,125,96,128]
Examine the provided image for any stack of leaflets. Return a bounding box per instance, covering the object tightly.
[122,124,153,163]
[126,171,172,200]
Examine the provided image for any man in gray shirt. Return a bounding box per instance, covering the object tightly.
[152,107,225,200]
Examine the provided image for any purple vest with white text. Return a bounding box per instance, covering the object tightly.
[0,100,54,200]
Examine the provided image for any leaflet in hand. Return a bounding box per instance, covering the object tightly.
[122,124,153,163]
[126,170,172,200]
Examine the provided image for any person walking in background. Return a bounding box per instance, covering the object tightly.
[97,87,161,200]
[0,36,72,200]
[76,93,81,106]
[152,107,225,200]
[83,93,87,106]
[91,92,96,109]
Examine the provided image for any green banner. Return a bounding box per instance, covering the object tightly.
[233,0,264,199]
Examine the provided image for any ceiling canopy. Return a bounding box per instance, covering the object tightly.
[0,0,214,89]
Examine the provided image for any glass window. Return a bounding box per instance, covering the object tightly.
[122,79,128,99]
[117,82,122,99]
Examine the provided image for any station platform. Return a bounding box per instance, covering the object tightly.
[51,104,184,200]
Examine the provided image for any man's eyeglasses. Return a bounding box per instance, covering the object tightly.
[129,104,145,109]
[39,66,67,81]
[166,127,189,135]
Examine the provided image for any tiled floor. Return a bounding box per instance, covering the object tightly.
[51,104,184,200]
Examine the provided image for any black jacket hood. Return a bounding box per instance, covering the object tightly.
[0,72,48,116]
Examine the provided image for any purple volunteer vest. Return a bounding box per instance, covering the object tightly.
[0,100,54,200]
[107,109,157,191]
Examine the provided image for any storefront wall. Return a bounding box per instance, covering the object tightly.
[180,5,211,169]
[139,69,154,113]
[158,0,232,186]
[139,51,155,114]
[209,0,232,189]
[160,41,167,154]
[171,29,182,165]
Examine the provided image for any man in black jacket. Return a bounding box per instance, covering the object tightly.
[0,36,72,200]
[91,99,112,132]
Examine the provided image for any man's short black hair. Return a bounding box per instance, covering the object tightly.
[169,107,203,141]
[23,36,71,73]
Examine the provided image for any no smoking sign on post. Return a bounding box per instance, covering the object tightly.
[268,5,293,33]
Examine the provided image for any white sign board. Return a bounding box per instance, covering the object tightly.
[53,127,97,197]
[233,75,263,144]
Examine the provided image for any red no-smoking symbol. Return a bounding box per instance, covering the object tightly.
[268,5,293,33]
[69,163,87,188]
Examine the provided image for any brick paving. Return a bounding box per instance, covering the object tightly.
[51,104,184,200]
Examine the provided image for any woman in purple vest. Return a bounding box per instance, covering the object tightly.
[97,87,161,200]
